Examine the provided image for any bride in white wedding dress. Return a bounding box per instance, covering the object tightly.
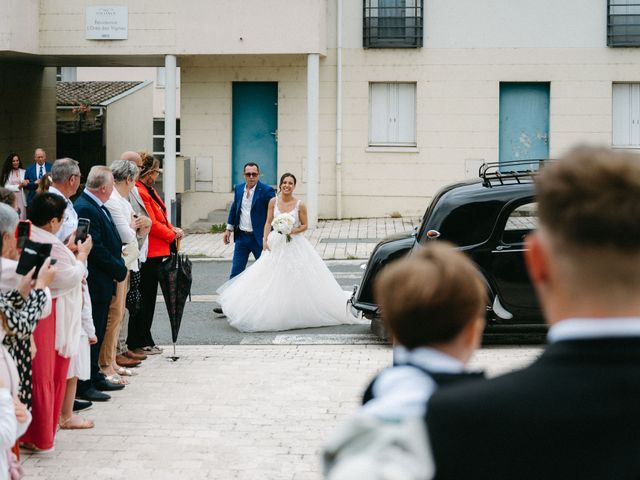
[217,173,361,332]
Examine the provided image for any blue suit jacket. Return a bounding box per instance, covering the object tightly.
[74,192,128,303]
[24,161,52,204]
[227,181,276,246]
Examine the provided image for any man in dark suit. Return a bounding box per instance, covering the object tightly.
[74,166,128,401]
[24,147,53,205]
[426,146,640,480]
[223,162,276,279]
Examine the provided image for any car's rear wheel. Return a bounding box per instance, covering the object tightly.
[370,316,390,342]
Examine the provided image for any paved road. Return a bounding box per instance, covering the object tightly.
[24,345,543,479]
[149,260,375,347]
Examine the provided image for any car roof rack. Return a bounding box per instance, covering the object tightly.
[479,159,546,187]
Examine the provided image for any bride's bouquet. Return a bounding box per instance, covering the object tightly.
[272,213,295,243]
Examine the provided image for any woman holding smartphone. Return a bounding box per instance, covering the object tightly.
[21,193,93,450]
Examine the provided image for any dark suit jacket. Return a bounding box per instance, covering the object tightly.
[24,161,52,204]
[426,338,640,480]
[227,181,276,246]
[74,191,127,303]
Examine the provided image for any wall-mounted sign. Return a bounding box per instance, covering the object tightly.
[86,6,128,40]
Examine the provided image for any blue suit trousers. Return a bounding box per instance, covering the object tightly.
[230,230,263,279]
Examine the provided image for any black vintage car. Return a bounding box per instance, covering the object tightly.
[349,160,546,341]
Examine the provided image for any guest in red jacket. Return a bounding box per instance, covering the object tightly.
[126,154,184,355]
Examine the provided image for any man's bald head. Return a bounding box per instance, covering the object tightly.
[120,151,142,167]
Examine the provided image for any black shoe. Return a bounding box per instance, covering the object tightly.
[76,386,111,402]
[73,399,93,412]
[94,378,125,392]
[213,307,223,314]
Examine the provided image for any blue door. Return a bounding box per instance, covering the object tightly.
[232,82,278,187]
[499,83,549,169]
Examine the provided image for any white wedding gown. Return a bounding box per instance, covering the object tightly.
[218,200,361,332]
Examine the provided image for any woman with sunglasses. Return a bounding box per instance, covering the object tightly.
[126,153,183,356]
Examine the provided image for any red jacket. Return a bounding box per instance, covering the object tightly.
[136,180,175,258]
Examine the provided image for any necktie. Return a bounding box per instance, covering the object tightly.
[100,205,114,224]
[38,166,44,179]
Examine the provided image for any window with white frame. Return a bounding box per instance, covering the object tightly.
[153,118,181,160]
[369,82,416,146]
[613,83,640,147]
[56,67,77,82]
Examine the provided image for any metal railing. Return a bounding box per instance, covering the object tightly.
[479,159,545,187]
[363,0,423,48]
[608,1,640,46]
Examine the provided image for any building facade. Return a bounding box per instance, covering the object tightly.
[1,0,639,226]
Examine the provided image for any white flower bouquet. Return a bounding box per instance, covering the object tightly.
[272,213,295,243]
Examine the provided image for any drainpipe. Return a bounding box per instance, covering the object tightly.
[335,0,343,219]
[307,53,320,228]
[164,54,177,225]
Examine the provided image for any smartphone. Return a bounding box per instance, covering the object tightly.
[16,220,31,249]
[16,240,52,279]
[75,218,90,243]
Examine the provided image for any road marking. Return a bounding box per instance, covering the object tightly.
[155,289,357,303]
[271,334,386,345]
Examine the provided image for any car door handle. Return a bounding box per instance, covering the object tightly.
[493,245,527,253]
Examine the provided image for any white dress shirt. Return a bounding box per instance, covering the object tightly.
[361,346,465,420]
[239,184,256,232]
[49,185,78,242]
[548,317,640,343]
[227,184,257,232]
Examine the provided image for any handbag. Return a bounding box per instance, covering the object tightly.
[121,241,140,269]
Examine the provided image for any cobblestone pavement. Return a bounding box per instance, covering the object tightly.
[22,345,541,479]
[180,217,421,261]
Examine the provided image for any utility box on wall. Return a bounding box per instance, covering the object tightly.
[176,156,193,193]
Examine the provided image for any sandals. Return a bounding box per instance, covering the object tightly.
[104,374,129,385]
[59,414,94,430]
[21,442,55,453]
[115,366,137,377]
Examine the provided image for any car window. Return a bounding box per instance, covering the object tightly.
[437,201,503,247]
[502,202,538,245]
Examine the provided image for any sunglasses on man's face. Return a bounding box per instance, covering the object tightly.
[244,172,259,178]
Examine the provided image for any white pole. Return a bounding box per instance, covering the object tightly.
[335,0,343,219]
[307,53,320,228]
[164,54,177,224]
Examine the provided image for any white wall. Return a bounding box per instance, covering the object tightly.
[38,0,327,56]
[425,0,606,48]
[0,0,39,53]
[104,83,153,164]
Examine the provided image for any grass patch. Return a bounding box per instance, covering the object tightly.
[210,223,227,233]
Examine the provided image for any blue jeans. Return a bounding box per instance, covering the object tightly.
[230,230,263,278]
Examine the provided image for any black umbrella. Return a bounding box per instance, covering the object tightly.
[157,247,193,360]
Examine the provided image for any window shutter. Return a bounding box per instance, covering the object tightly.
[613,83,640,147]
[370,83,391,144]
[397,83,416,145]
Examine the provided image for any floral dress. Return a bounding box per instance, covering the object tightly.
[1,289,48,408]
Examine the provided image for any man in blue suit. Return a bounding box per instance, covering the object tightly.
[24,148,53,206]
[224,162,276,279]
[74,166,128,401]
